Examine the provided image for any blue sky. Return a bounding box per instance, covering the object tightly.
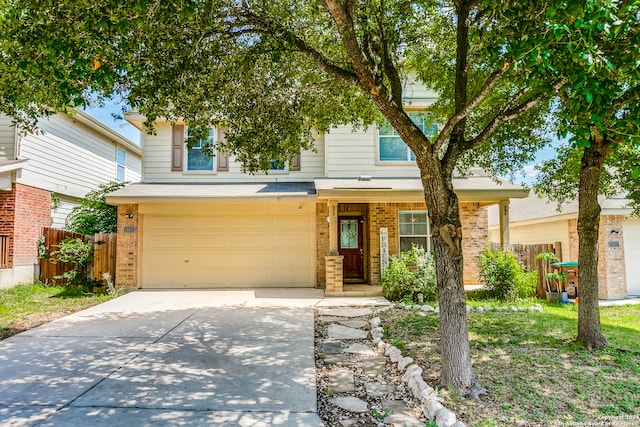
[82,98,141,144]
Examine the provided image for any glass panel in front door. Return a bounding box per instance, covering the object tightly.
[340,220,359,249]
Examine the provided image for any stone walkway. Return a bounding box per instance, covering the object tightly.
[316,306,464,427]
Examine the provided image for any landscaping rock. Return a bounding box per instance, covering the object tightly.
[415,311,427,317]
[389,351,403,363]
[476,306,484,313]
[328,324,368,339]
[343,343,376,356]
[323,354,352,366]
[322,340,342,354]
[452,422,467,427]
[436,408,457,427]
[318,308,373,318]
[397,356,413,371]
[338,319,369,329]
[369,316,381,326]
[483,305,493,311]
[383,400,423,427]
[365,381,395,397]
[384,346,400,356]
[421,304,435,312]
[510,306,518,311]
[329,396,369,413]
[434,306,440,313]
[425,400,444,420]
[361,356,388,377]
[328,368,355,393]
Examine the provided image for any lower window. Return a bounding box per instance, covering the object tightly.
[399,211,431,252]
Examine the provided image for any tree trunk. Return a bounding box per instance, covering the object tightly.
[575,135,610,350]
[420,168,481,396]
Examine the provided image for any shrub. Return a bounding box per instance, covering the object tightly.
[50,237,94,288]
[66,182,127,234]
[477,245,536,301]
[381,246,437,303]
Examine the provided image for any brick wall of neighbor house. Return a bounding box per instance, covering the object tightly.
[116,204,138,288]
[0,188,16,268]
[568,219,579,261]
[13,184,50,266]
[598,215,627,299]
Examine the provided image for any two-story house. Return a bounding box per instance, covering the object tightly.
[0,110,142,287]
[108,92,526,293]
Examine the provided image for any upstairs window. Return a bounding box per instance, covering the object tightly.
[399,211,431,252]
[116,148,126,182]
[186,127,216,172]
[378,112,437,162]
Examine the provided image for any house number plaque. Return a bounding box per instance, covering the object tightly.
[124,226,135,233]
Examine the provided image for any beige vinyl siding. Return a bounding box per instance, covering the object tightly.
[622,219,640,295]
[325,125,421,178]
[142,123,324,183]
[0,115,16,160]
[50,195,80,229]
[490,219,570,261]
[17,115,140,198]
[139,202,316,288]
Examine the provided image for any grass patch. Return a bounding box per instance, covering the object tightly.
[381,302,640,426]
[0,283,115,340]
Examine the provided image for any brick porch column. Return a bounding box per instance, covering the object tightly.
[325,255,344,293]
[116,204,139,289]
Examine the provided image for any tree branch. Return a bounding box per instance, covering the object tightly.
[466,79,566,149]
[433,60,513,152]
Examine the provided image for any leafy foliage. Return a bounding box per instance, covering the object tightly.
[49,237,93,287]
[66,182,126,234]
[382,247,437,303]
[477,246,537,301]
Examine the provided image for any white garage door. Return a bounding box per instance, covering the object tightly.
[623,220,640,295]
[140,203,316,288]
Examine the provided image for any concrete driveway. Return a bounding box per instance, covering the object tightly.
[0,289,388,426]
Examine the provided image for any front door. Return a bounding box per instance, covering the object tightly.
[338,216,364,280]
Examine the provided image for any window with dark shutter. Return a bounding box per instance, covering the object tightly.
[171,125,184,171]
[216,127,229,171]
[290,153,301,171]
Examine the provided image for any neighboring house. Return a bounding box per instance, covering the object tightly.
[488,193,640,299]
[0,110,142,287]
[107,97,527,293]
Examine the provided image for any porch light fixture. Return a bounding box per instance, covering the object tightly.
[125,209,134,219]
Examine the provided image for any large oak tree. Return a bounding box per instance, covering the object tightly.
[1,0,563,392]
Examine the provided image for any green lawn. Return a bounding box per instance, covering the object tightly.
[0,283,115,340]
[382,302,640,427]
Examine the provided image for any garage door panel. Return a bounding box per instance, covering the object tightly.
[623,220,640,295]
[273,250,313,268]
[141,207,315,288]
[230,232,271,249]
[188,215,229,228]
[273,269,314,284]
[273,215,311,229]
[229,215,269,228]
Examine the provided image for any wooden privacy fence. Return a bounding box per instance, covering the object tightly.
[490,242,562,297]
[39,227,117,285]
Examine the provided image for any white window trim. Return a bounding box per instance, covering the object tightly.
[399,210,431,253]
[377,112,436,164]
[184,127,217,174]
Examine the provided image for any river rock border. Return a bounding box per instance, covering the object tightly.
[397,302,544,315]
[370,315,466,427]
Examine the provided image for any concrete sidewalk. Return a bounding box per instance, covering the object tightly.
[0,289,388,426]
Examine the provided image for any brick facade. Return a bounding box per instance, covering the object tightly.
[598,215,627,299]
[567,215,628,299]
[316,200,488,288]
[115,204,139,288]
[324,255,344,293]
[460,202,488,284]
[0,184,50,269]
